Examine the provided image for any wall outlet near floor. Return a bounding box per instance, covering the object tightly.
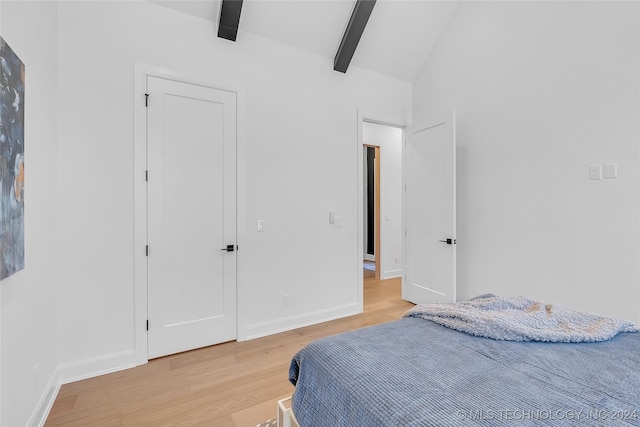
[589,165,601,180]
[282,294,289,307]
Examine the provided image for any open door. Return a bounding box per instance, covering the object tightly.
[364,145,381,280]
[403,111,456,304]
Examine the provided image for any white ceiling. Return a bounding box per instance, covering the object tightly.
[148,0,459,82]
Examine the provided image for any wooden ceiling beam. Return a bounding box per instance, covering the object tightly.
[218,0,243,42]
[334,0,376,73]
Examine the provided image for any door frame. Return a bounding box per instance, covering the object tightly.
[133,63,246,364]
[356,111,406,307]
[363,144,381,280]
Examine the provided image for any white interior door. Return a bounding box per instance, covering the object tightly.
[403,111,456,304]
[147,76,237,359]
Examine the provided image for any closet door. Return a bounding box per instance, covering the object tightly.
[147,76,237,358]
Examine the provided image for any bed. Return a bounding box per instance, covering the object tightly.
[287,297,640,426]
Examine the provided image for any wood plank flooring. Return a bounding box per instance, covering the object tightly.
[45,270,414,427]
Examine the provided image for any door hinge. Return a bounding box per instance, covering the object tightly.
[145,170,148,182]
[145,93,149,107]
[146,320,149,331]
[146,245,149,256]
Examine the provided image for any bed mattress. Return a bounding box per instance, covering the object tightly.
[289,317,640,426]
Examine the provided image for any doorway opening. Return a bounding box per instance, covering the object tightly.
[361,121,404,283]
[363,145,381,280]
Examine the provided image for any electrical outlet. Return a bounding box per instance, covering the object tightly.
[282,294,289,307]
[589,165,601,180]
[395,256,399,264]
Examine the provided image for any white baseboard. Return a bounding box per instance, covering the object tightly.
[381,268,402,280]
[240,302,361,341]
[58,349,142,385]
[27,350,145,426]
[28,369,60,427]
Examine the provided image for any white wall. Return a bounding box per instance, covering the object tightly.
[56,0,410,377]
[363,122,403,279]
[413,1,640,323]
[1,1,60,426]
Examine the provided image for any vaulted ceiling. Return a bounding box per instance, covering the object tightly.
[147,0,459,82]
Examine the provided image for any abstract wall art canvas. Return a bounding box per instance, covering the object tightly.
[0,36,25,281]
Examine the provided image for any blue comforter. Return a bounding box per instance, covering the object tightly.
[289,317,640,426]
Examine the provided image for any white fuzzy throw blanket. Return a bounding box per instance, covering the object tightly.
[403,295,639,342]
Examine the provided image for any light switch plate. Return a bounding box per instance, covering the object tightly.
[604,163,617,179]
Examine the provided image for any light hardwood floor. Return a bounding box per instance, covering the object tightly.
[45,269,414,427]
